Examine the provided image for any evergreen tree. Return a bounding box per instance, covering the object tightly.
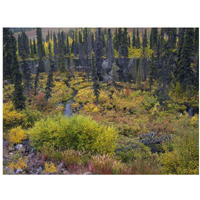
[177,28,194,90]
[53,32,58,70]
[19,31,30,59]
[106,28,114,68]
[142,29,148,49]
[136,28,140,49]
[36,28,45,72]
[148,54,155,91]
[121,28,128,57]
[66,34,70,56]
[17,34,22,57]
[3,28,13,80]
[150,28,158,49]
[33,39,37,55]
[113,28,118,51]
[74,31,78,57]
[128,34,131,47]
[95,28,103,82]
[45,42,54,100]
[132,29,136,48]
[10,33,26,110]
[91,32,94,50]
[194,28,199,54]
[30,40,34,58]
[118,28,122,50]
[58,31,65,72]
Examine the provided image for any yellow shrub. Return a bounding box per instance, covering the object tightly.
[43,162,57,174]
[190,114,199,126]
[74,88,96,104]
[8,158,27,171]
[3,102,24,130]
[92,107,100,113]
[8,126,27,144]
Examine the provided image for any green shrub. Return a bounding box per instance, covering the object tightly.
[22,108,42,128]
[28,114,118,154]
[160,128,199,174]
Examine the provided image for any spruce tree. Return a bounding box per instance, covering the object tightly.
[106,28,114,68]
[53,32,58,70]
[36,28,45,72]
[45,42,54,100]
[74,31,78,57]
[113,28,118,51]
[132,29,136,48]
[95,28,103,82]
[148,54,155,91]
[33,39,37,55]
[121,28,128,58]
[3,28,13,80]
[10,33,26,110]
[178,28,194,90]
[150,28,158,49]
[136,28,140,49]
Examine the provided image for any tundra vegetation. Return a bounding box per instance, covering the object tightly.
[3,27,199,174]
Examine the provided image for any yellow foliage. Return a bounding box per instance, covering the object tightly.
[8,158,27,171]
[74,87,96,104]
[43,162,57,174]
[8,126,27,144]
[190,114,199,126]
[3,102,25,130]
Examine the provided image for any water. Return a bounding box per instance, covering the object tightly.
[63,99,74,117]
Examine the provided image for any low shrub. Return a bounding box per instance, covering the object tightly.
[8,158,27,171]
[3,102,24,131]
[160,128,199,174]
[43,162,57,174]
[8,126,27,144]
[28,114,118,154]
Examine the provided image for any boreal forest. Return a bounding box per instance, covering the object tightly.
[3,27,199,174]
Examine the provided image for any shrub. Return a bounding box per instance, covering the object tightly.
[8,126,27,144]
[8,158,27,171]
[74,88,96,104]
[43,162,57,174]
[28,114,118,154]
[22,108,42,128]
[160,129,199,174]
[3,102,24,131]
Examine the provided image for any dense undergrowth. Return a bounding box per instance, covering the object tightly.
[3,70,199,174]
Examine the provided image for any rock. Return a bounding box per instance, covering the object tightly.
[36,167,43,174]
[15,144,24,151]
[58,162,65,169]
[16,168,23,174]
[139,131,171,153]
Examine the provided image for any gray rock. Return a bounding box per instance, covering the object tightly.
[36,167,43,174]
[140,131,171,145]
[15,144,24,151]
[58,162,65,169]
[16,168,23,174]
